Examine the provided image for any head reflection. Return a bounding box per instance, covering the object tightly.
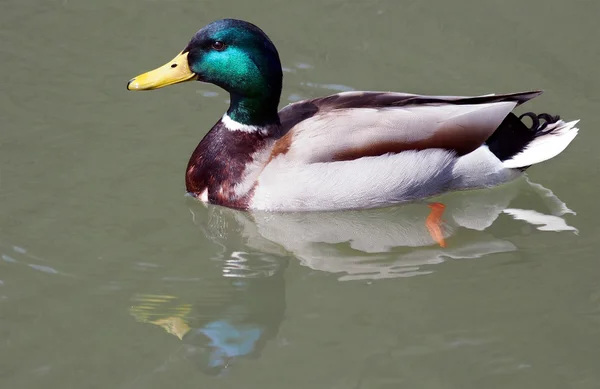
[130,244,288,376]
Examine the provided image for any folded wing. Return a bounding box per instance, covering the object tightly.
[273,90,542,163]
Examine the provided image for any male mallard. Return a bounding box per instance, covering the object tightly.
[127,18,579,212]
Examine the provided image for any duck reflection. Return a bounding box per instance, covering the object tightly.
[194,177,577,281]
[130,177,576,375]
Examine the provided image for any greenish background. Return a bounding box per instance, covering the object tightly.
[1,0,599,387]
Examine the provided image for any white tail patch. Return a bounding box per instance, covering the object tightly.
[503,119,580,169]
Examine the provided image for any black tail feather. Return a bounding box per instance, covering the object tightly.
[517,112,561,135]
[486,111,561,165]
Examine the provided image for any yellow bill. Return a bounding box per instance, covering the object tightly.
[127,51,197,91]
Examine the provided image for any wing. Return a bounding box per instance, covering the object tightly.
[272,90,543,163]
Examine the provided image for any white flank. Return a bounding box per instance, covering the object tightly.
[250,146,521,212]
[251,149,453,211]
[502,120,580,169]
[221,113,267,135]
[450,145,522,189]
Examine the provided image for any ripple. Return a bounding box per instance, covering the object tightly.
[135,262,161,268]
[13,246,26,254]
[197,90,219,97]
[287,93,304,102]
[32,365,52,376]
[295,62,313,70]
[160,276,203,282]
[28,264,59,275]
[2,255,17,263]
[301,81,354,92]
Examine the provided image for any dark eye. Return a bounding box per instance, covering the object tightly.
[211,41,226,51]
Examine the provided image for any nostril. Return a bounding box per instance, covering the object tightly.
[171,64,178,68]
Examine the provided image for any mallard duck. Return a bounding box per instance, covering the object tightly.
[127,18,580,212]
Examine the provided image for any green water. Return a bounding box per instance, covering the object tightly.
[2,0,600,387]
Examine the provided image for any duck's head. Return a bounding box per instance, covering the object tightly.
[127,19,283,125]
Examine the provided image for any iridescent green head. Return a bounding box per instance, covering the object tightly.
[127,19,283,126]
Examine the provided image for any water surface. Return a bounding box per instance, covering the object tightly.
[2,0,600,387]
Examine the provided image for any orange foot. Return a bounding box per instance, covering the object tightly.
[426,202,446,248]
